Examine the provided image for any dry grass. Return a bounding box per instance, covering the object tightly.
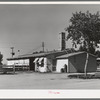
[0,71,100,89]
[68,72,100,79]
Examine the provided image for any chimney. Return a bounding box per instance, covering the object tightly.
[59,32,66,51]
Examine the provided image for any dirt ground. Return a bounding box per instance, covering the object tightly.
[0,71,100,89]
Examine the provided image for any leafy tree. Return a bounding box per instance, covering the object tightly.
[65,11,100,54]
[95,50,100,57]
[0,52,3,65]
[79,44,87,52]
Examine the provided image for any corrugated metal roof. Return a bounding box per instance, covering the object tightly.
[7,50,66,60]
[7,48,96,60]
[56,52,84,59]
[7,52,50,60]
[19,52,48,58]
[56,51,96,59]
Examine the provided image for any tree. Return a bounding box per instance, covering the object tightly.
[95,50,100,57]
[65,11,100,54]
[0,52,3,65]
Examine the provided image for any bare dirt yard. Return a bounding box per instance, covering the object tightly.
[0,71,100,89]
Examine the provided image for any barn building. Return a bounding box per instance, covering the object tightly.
[7,51,97,73]
[7,33,97,73]
[7,50,68,72]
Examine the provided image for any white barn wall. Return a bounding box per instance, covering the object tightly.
[39,57,47,72]
[7,59,29,66]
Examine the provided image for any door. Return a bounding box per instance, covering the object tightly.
[56,59,68,73]
[30,58,35,71]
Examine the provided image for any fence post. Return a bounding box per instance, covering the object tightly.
[13,64,15,74]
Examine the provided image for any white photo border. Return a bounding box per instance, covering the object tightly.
[0,1,100,99]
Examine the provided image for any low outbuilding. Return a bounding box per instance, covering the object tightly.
[56,52,97,73]
[7,51,97,73]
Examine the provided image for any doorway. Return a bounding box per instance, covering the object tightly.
[29,58,35,71]
[56,59,68,73]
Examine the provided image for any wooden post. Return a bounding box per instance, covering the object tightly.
[13,64,15,74]
[84,53,89,77]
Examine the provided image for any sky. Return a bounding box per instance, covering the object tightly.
[0,4,100,64]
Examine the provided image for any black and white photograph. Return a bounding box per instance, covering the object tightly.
[1,1,100,98]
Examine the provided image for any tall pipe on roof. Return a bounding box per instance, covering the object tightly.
[42,42,44,52]
[59,32,66,51]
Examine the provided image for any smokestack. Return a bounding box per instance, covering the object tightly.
[42,42,44,52]
[59,32,66,51]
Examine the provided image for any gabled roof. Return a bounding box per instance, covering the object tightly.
[7,50,67,60]
[7,52,50,60]
[56,51,96,59]
[7,48,96,60]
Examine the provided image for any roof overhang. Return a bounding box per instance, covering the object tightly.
[56,52,97,59]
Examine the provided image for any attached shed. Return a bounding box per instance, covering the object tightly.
[56,52,97,73]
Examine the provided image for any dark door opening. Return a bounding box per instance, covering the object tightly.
[29,58,35,71]
[64,64,67,73]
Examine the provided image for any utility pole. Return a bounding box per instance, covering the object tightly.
[11,47,15,58]
[42,42,44,52]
